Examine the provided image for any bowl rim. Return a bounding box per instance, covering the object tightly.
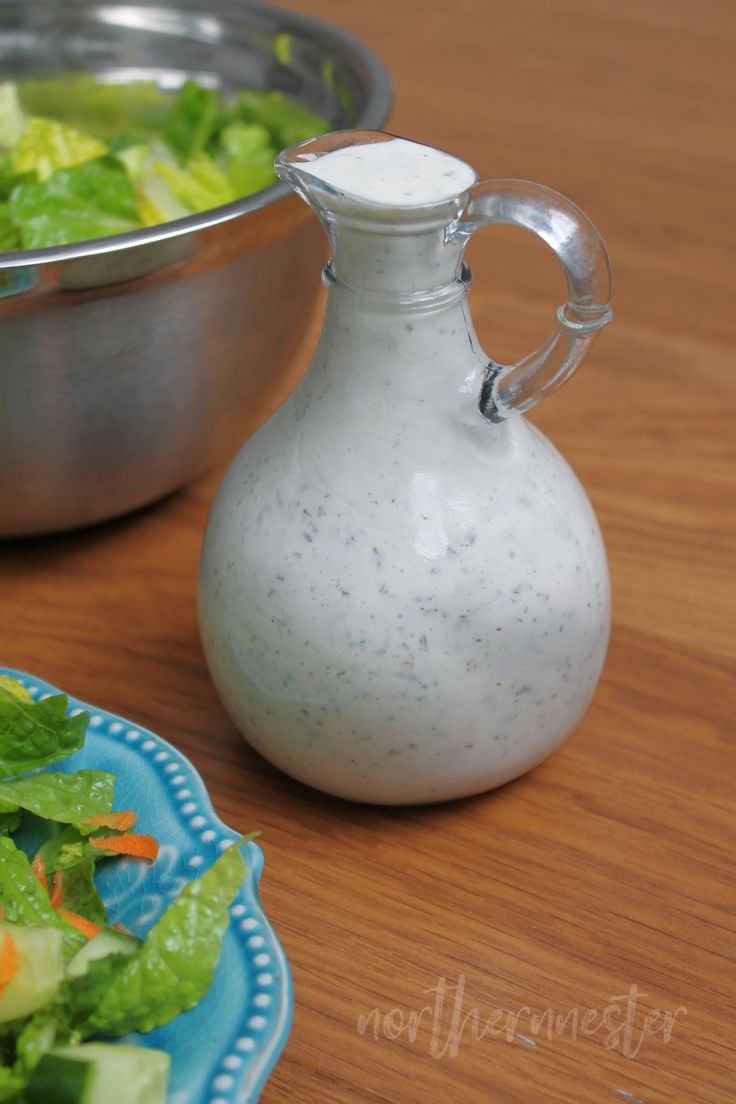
[0,0,393,269]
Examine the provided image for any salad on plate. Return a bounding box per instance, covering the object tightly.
[0,675,256,1104]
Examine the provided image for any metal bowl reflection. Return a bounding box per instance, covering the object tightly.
[0,0,391,536]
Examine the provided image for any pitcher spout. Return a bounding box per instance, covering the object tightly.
[275,130,479,293]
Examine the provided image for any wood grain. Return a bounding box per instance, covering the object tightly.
[2,1,734,1101]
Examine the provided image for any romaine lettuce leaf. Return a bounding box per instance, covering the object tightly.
[0,684,88,780]
[219,121,277,196]
[0,82,25,149]
[34,826,118,876]
[77,839,250,1036]
[9,156,140,249]
[0,838,86,958]
[18,75,169,140]
[0,810,22,836]
[163,80,225,160]
[11,117,107,181]
[0,678,32,705]
[220,120,272,161]
[150,151,233,213]
[58,859,106,926]
[0,1064,25,1101]
[134,167,190,226]
[0,771,114,825]
[14,1008,61,1074]
[115,142,149,179]
[0,200,20,250]
[235,89,330,149]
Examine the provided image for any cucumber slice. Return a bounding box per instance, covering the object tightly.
[27,1043,170,1104]
[0,924,63,1023]
[67,926,141,979]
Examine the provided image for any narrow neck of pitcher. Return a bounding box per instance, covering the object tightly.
[322,218,467,296]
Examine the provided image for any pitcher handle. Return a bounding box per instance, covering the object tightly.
[450,179,613,421]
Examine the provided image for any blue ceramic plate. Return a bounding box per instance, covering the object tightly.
[1,667,293,1104]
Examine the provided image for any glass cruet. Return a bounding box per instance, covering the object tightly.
[198,130,613,805]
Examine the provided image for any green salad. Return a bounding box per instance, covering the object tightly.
[0,74,331,251]
[0,676,256,1104]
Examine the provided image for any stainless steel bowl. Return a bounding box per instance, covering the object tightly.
[0,0,391,536]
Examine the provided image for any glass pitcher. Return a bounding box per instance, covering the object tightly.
[199,131,613,805]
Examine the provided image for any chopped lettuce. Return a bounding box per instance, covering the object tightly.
[77,839,250,1036]
[11,116,107,181]
[0,83,24,149]
[0,154,35,202]
[235,89,331,149]
[0,677,32,705]
[57,860,106,927]
[0,683,88,780]
[0,838,86,958]
[34,825,117,876]
[0,1065,25,1100]
[0,75,330,252]
[0,810,22,837]
[0,771,114,825]
[162,79,226,161]
[0,206,20,252]
[17,74,169,140]
[150,151,234,213]
[220,121,277,194]
[9,156,139,248]
[14,1008,61,1075]
[134,168,190,227]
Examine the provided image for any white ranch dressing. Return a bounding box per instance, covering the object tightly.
[296,137,477,207]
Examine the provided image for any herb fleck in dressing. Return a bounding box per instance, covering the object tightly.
[198,133,611,804]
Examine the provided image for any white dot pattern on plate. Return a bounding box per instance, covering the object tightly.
[8,669,289,1104]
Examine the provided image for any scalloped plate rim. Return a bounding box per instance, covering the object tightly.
[0,665,293,1104]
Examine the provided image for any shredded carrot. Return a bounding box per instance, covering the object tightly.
[109,922,133,936]
[31,853,48,894]
[0,931,20,994]
[50,869,64,910]
[83,810,137,832]
[58,908,101,941]
[89,833,159,861]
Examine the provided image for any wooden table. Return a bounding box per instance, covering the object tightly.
[2,1,734,1101]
